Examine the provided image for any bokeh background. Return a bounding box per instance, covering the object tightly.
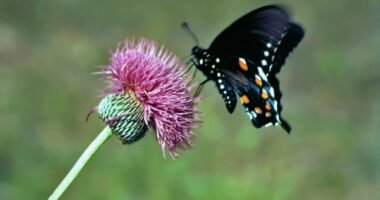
[1,0,379,199]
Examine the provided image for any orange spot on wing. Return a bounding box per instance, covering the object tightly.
[239,58,248,71]
[240,95,250,104]
[261,90,268,99]
[255,76,263,87]
[265,103,271,110]
[254,107,263,114]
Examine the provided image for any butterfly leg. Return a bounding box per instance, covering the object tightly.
[193,79,210,98]
[180,64,193,77]
[181,58,197,77]
[192,68,198,79]
[185,58,194,67]
[190,58,199,78]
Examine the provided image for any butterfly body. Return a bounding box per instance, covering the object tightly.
[189,5,304,133]
[191,46,237,113]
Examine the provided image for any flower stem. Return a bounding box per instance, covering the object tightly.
[49,126,113,200]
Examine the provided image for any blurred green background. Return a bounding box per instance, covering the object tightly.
[1,0,379,199]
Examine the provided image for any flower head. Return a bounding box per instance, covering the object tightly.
[96,38,199,157]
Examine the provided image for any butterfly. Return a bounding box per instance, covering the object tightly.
[185,5,304,133]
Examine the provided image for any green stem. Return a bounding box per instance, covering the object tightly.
[49,126,113,200]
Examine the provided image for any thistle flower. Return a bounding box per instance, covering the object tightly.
[49,38,199,200]
[97,38,199,157]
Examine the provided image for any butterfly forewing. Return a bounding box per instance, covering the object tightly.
[209,5,290,72]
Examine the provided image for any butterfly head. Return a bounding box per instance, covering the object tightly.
[191,46,212,67]
[191,46,204,57]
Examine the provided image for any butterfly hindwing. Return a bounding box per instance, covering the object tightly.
[222,57,291,132]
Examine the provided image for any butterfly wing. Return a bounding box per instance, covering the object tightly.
[214,76,237,113]
[268,23,304,116]
[222,57,291,132]
[270,22,304,74]
[208,5,304,75]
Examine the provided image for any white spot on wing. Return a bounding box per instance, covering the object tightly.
[246,112,253,120]
[217,72,221,77]
[261,59,268,66]
[257,67,268,81]
[251,111,257,118]
[220,84,225,89]
[266,43,272,48]
[274,101,278,111]
[264,51,269,57]
[212,65,215,69]
[199,59,203,65]
[269,87,275,97]
[264,123,273,127]
[218,79,222,83]
[216,58,220,63]
[276,115,280,122]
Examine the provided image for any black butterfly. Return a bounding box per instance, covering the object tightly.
[185,5,304,133]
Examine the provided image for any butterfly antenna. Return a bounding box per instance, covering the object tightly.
[181,22,199,46]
